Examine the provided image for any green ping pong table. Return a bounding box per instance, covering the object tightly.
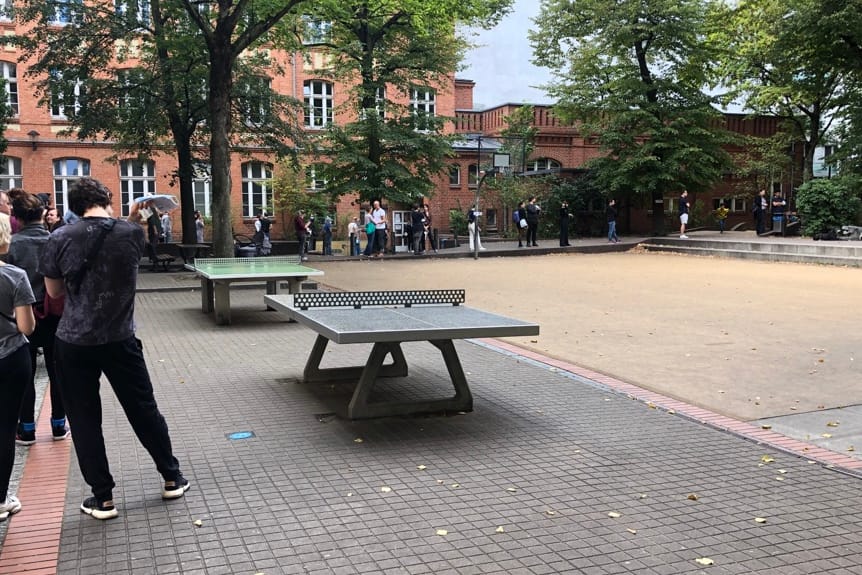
[185,257,324,325]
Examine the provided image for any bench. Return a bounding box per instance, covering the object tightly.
[264,290,540,419]
[145,243,176,272]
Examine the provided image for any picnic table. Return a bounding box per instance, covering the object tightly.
[186,256,324,325]
[264,290,540,419]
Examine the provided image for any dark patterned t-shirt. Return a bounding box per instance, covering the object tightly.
[39,217,144,345]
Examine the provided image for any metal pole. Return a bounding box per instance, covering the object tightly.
[474,136,482,260]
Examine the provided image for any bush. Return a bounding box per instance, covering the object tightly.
[795,178,862,236]
[449,208,468,237]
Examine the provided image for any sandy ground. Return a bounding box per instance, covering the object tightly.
[310,251,861,422]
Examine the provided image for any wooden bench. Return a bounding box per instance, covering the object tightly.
[264,290,540,419]
[145,243,176,272]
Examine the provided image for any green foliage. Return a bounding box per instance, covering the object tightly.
[271,161,332,239]
[531,0,734,233]
[448,208,468,236]
[795,177,862,235]
[498,105,538,174]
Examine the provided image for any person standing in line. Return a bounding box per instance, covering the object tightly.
[347,217,359,257]
[371,200,387,258]
[467,204,486,251]
[45,207,61,231]
[411,204,426,256]
[771,190,787,235]
[423,205,437,253]
[753,189,768,236]
[160,211,172,244]
[322,216,333,256]
[362,206,374,257]
[194,210,205,243]
[307,216,317,253]
[0,191,20,234]
[6,191,68,445]
[514,201,526,247]
[525,196,541,247]
[559,200,573,246]
[39,178,190,520]
[0,212,36,523]
[293,209,310,261]
[714,201,729,234]
[679,190,690,239]
[606,198,619,243]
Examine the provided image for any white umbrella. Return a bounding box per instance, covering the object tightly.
[133,194,180,212]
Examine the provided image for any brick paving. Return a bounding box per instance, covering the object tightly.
[3,257,862,573]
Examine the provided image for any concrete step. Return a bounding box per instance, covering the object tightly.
[643,237,862,258]
[641,241,862,268]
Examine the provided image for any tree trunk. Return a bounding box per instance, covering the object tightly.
[209,48,235,258]
[174,140,197,245]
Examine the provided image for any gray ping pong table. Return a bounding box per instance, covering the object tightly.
[264,290,540,419]
[186,256,324,325]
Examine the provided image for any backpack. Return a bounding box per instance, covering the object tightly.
[365,221,375,235]
[512,209,520,223]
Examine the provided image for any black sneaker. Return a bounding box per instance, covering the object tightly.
[15,424,35,446]
[80,497,118,520]
[52,425,70,441]
[162,475,191,500]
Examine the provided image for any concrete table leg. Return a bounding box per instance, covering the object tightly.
[201,279,214,313]
[266,280,278,311]
[303,335,408,382]
[213,281,231,325]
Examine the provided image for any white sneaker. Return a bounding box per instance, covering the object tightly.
[0,495,22,522]
[479,247,487,251]
[680,234,689,239]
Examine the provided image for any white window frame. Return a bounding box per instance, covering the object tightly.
[241,161,273,218]
[467,164,479,187]
[0,156,22,190]
[448,165,460,186]
[302,16,332,45]
[192,164,211,217]
[48,0,82,24]
[525,158,561,172]
[115,0,150,28]
[53,158,90,216]
[0,0,13,21]
[1,62,18,116]
[119,159,156,216]
[240,76,271,127]
[303,80,333,129]
[305,165,327,191]
[50,72,83,119]
[410,87,436,131]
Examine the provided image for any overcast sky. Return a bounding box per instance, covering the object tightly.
[460,0,554,110]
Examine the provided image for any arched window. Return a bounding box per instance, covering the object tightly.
[53,158,90,216]
[119,159,156,216]
[303,80,333,129]
[241,161,273,217]
[525,158,561,173]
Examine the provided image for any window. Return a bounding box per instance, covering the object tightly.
[410,87,436,131]
[302,16,332,45]
[525,158,561,173]
[305,164,327,191]
[663,197,677,214]
[53,158,90,216]
[303,80,333,129]
[119,159,155,216]
[0,0,13,21]
[467,164,479,187]
[238,76,271,126]
[115,0,150,28]
[713,197,748,213]
[448,165,460,186]
[359,86,386,120]
[0,157,22,190]
[117,69,147,110]
[193,164,211,216]
[48,0,82,24]
[485,208,497,228]
[1,62,18,116]
[241,161,272,217]
[50,71,83,119]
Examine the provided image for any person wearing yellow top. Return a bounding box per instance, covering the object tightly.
[714,202,729,234]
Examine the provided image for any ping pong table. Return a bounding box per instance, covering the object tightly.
[264,290,540,419]
[186,257,324,325]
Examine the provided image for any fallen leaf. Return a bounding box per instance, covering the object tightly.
[822,433,833,438]
[380,486,392,493]
[451,483,460,488]
[848,446,855,452]
[354,438,364,444]
[647,402,656,409]
[435,529,448,536]
[695,557,714,566]
[495,526,505,533]
[777,469,787,474]
[687,493,699,501]
[826,421,840,427]
[775,476,785,481]
[754,517,767,523]
[545,510,556,516]
[506,487,518,492]
[416,465,427,471]
[347,492,353,497]
[626,528,637,534]
[760,455,775,464]
[668,409,676,414]
[638,494,648,499]
[193,519,203,527]
[607,511,621,518]
[436,480,444,485]
[761,424,772,430]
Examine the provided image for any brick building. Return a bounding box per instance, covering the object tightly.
[1,15,799,245]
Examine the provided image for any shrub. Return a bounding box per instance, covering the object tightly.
[795,178,861,236]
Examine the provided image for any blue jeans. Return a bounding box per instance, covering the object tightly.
[608,220,617,242]
[55,337,182,501]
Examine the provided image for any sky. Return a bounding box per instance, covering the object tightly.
[460,0,554,110]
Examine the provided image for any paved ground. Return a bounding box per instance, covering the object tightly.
[3,232,862,574]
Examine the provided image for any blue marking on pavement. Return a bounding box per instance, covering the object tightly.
[226,431,256,440]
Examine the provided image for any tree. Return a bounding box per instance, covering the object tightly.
[795,177,861,236]
[300,0,513,205]
[708,0,858,182]
[531,0,733,234]
[14,0,305,245]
